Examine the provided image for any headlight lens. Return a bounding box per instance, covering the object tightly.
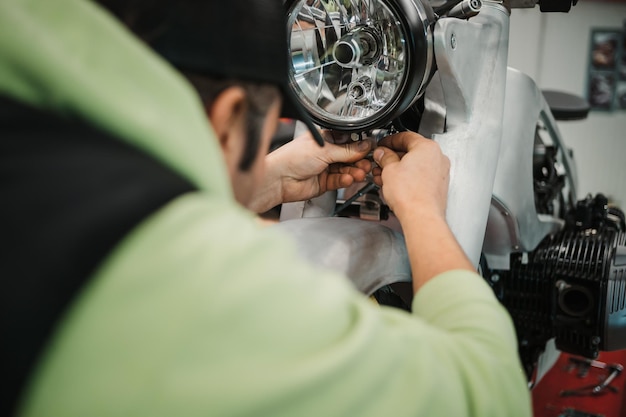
[287,0,434,132]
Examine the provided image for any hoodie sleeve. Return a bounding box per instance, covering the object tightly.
[20,193,532,417]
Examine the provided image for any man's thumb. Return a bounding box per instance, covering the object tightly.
[348,139,371,156]
[373,146,400,168]
[326,140,371,163]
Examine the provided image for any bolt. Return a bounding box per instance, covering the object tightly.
[490,274,500,283]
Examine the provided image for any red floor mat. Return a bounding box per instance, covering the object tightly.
[532,350,626,417]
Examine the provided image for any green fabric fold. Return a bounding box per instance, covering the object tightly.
[0,0,230,196]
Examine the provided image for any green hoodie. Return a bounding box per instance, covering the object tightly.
[1,1,531,416]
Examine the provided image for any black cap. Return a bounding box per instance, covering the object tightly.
[148,0,324,146]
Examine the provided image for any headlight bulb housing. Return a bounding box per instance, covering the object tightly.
[287,0,436,132]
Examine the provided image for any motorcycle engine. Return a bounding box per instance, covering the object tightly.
[484,194,626,376]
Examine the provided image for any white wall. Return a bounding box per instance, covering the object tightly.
[508,2,626,207]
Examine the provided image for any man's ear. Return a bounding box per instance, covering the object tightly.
[206,86,248,174]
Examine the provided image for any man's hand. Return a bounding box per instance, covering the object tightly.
[370,132,474,291]
[277,133,373,202]
[248,132,372,213]
[371,132,450,222]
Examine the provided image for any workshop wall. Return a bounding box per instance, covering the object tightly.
[508,1,626,207]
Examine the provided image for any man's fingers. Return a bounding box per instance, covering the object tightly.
[339,160,371,177]
[326,173,355,190]
[372,146,400,168]
[323,140,371,164]
[377,131,429,153]
[325,165,369,190]
[353,159,372,173]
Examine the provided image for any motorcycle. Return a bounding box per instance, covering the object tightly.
[276,0,626,388]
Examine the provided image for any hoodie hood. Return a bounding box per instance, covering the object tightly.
[0,0,230,197]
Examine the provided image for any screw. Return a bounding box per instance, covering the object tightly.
[451,33,457,50]
[490,274,500,283]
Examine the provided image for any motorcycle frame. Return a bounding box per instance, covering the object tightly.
[280,0,577,279]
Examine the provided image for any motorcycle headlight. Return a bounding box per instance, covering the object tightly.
[286,0,435,132]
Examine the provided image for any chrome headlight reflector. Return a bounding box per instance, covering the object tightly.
[287,0,435,132]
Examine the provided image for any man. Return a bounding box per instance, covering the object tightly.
[0,1,532,417]
[95,0,375,214]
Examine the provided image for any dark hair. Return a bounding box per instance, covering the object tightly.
[183,72,279,171]
[96,0,280,171]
